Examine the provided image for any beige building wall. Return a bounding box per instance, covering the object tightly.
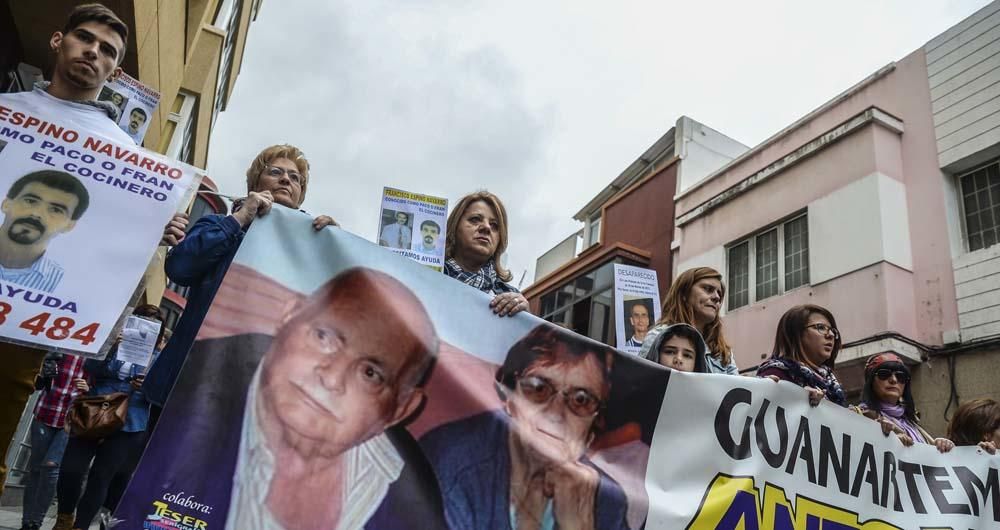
[912,347,1000,439]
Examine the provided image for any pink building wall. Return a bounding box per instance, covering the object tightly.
[675,48,960,366]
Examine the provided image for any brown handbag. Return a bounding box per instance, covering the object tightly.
[65,392,130,439]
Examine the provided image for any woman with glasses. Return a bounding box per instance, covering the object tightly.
[443,191,529,317]
[852,353,954,452]
[145,144,337,433]
[757,304,847,407]
[420,324,628,530]
[638,267,738,375]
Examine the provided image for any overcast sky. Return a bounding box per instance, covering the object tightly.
[206,0,989,287]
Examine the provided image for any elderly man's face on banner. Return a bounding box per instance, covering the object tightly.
[258,296,426,458]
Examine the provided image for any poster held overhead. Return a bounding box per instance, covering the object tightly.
[377,186,447,270]
[116,315,162,367]
[97,72,161,144]
[614,264,660,355]
[0,97,202,358]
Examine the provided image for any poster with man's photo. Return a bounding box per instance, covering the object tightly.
[97,71,161,144]
[613,263,661,355]
[114,209,1000,530]
[0,96,201,356]
[377,186,447,270]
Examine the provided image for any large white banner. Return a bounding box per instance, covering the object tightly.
[115,211,1000,530]
[0,98,201,357]
[647,371,1000,529]
[614,263,660,354]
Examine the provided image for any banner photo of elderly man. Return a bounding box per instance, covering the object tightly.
[0,97,201,357]
[376,186,447,270]
[115,209,1000,530]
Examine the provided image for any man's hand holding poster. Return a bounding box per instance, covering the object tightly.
[0,98,201,357]
[111,208,1000,530]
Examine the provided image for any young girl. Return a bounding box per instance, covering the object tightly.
[642,323,708,373]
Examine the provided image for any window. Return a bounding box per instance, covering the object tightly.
[586,213,602,247]
[727,242,749,310]
[784,216,809,290]
[755,229,778,300]
[166,279,190,300]
[212,0,244,125]
[160,299,183,331]
[960,161,1000,252]
[163,91,198,163]
[727,214,809,310]
[539,261,618,345]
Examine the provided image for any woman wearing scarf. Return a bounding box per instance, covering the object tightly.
[443,191,529,317]
[757,304,847,407]
[853,353,954,452]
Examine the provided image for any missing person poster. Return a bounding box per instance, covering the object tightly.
[117,315,161,366]
[614,263,660,355]
[377,186,447,270]
[0,97,201,357]
[115,209,1000,530]
[98,72,161,144]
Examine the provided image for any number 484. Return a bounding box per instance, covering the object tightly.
[0,303,101,346]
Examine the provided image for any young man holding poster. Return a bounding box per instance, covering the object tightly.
[0,3,133,496]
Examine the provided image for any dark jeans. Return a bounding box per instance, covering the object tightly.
[56,430,144,529]
[20,419,69,526]
[101,428,149,515]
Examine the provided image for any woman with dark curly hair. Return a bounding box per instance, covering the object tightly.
[421,324,629,530]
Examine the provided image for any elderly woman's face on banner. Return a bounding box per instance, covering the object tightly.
[507,347,607,465]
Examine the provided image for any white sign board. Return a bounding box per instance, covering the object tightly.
[0,97,201,357]
[98,72,161,144]
[614,263,661,354]
[377,186,447,270]
[117,315,161,367]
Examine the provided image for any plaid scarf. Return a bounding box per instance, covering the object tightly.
[444,258,518,295]
[757,357,847,407]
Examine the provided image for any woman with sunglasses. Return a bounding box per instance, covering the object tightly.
[757,304,847,407]
[854,353,954,452]
[421,324,628,530]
